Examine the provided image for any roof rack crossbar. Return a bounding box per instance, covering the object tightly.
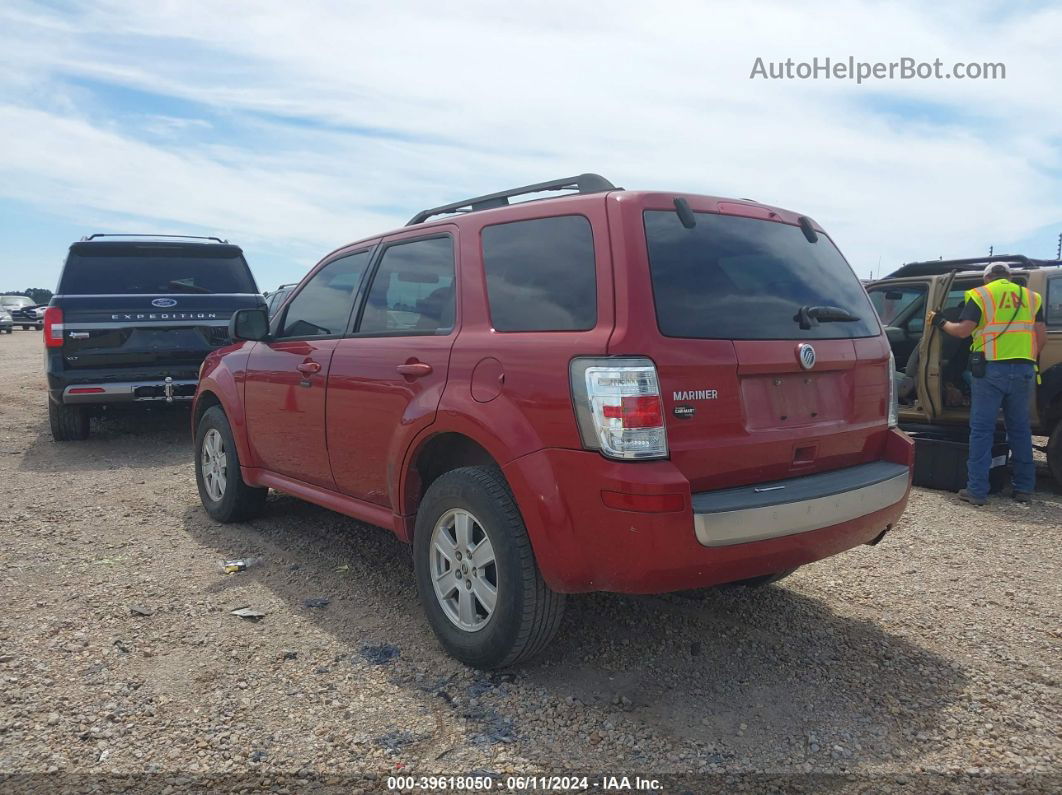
[80,233,229,244]
[405,173,618,226]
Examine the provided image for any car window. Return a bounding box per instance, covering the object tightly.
[868,285,927,331]
[280,252,371,338]
[1046,276,1062,325]
[359,237,455,334]
[1,296,34,308]
[59,244,256,294]
[644,211,879,340]
[481,215,596,332]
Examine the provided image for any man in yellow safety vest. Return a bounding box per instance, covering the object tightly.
[930,262,1047,505]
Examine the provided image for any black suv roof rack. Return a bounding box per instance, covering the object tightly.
[406,173,618,226]
[886,254,1061,279]
[80,233,230,244]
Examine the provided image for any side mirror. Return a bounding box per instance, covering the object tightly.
[229,308,270,341]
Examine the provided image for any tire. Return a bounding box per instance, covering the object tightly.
[21,326,31,331]
[413,466,565,669]
[1048,422,1062,488]
[724,568,798,589]
[49,400,90,441]
[195,405,267,522]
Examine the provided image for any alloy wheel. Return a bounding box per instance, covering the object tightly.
[201,428,227,501]
[430,509,498,632]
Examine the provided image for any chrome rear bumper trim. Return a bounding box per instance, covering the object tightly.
[692,462,910,548]
[62,380,198,404]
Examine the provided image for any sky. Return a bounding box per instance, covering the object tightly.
[0,0,1059,293]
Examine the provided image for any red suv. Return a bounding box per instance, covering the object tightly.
[193,174,913,668]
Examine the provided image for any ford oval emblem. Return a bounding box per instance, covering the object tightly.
[151,298,178,308]
[797,343,816,370]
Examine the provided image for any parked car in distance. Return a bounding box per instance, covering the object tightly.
[13,304,45,329]
[867,255,1062,485]
[1,295,40,329]
[46,234,264,441]
[264,283,297,317]
[0,308,12,334]
[193,174,913,668]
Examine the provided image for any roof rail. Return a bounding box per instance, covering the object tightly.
[405,173,618,226]
[884,254,1061,279]
[80,233,230,244]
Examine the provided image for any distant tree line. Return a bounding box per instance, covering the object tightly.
[2,288,53,304]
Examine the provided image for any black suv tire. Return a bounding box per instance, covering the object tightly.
[1048,421,1062,488]
[195,406,267,522]
[49,400,90,441]
[413,466,565,669]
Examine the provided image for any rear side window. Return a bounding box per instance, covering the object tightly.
[59,244,257,295]
[359,237,455,334]
[481,215,596,331]
[281,251,371,337]
[1046,276,1062,325]
[644,211,879,340]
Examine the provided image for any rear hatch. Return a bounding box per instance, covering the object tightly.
[54,242,261,369]
[609,197,890,492]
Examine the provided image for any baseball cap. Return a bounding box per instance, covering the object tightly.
[983,262,1011,279]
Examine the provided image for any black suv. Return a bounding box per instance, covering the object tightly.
[45,235,264,441]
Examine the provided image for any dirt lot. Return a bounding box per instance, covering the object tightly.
[0,330,1059,792]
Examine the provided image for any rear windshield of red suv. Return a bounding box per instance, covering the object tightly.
[644,211,879,340]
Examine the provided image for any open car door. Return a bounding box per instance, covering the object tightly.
[917,270,959,420]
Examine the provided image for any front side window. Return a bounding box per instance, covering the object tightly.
[359,237,455,334]
[280,251,371,338]
[481,215,596,332]
[868,285,928,332]
[644,211,879,340]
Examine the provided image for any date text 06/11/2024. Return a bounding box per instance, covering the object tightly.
[386,775,664,792]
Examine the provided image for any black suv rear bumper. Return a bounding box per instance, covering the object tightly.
[46,354,202,406]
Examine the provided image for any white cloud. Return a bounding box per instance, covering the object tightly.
[0,0,1059,287]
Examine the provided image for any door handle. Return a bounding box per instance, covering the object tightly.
[296,361,321,376]
[396,362,433,377]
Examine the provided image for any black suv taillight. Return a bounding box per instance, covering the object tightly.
[43,307,63,348]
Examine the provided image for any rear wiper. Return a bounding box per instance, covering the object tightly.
[793,305,860,330]
[164,281,212,294]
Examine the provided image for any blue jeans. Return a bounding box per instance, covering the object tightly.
[967,360,1036,498]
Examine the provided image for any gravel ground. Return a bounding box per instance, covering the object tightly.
[0,330,1059,793]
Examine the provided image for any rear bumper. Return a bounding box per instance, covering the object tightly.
[503,428,913,594]
[692,461,910,547]
[46,355,203,405]
[60,379,198,404]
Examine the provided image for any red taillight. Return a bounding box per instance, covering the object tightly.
[43,307,63,348]
[570,358,669,460]
[600,396,664,429]
[68,387,105,394]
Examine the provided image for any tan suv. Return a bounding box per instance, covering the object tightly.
[867,256,1062,485]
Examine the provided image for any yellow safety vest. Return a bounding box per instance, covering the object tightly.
[964,279,1042,361]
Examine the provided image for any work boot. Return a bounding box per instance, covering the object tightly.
[1012,490,1033,503]
[958,489,987,506]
